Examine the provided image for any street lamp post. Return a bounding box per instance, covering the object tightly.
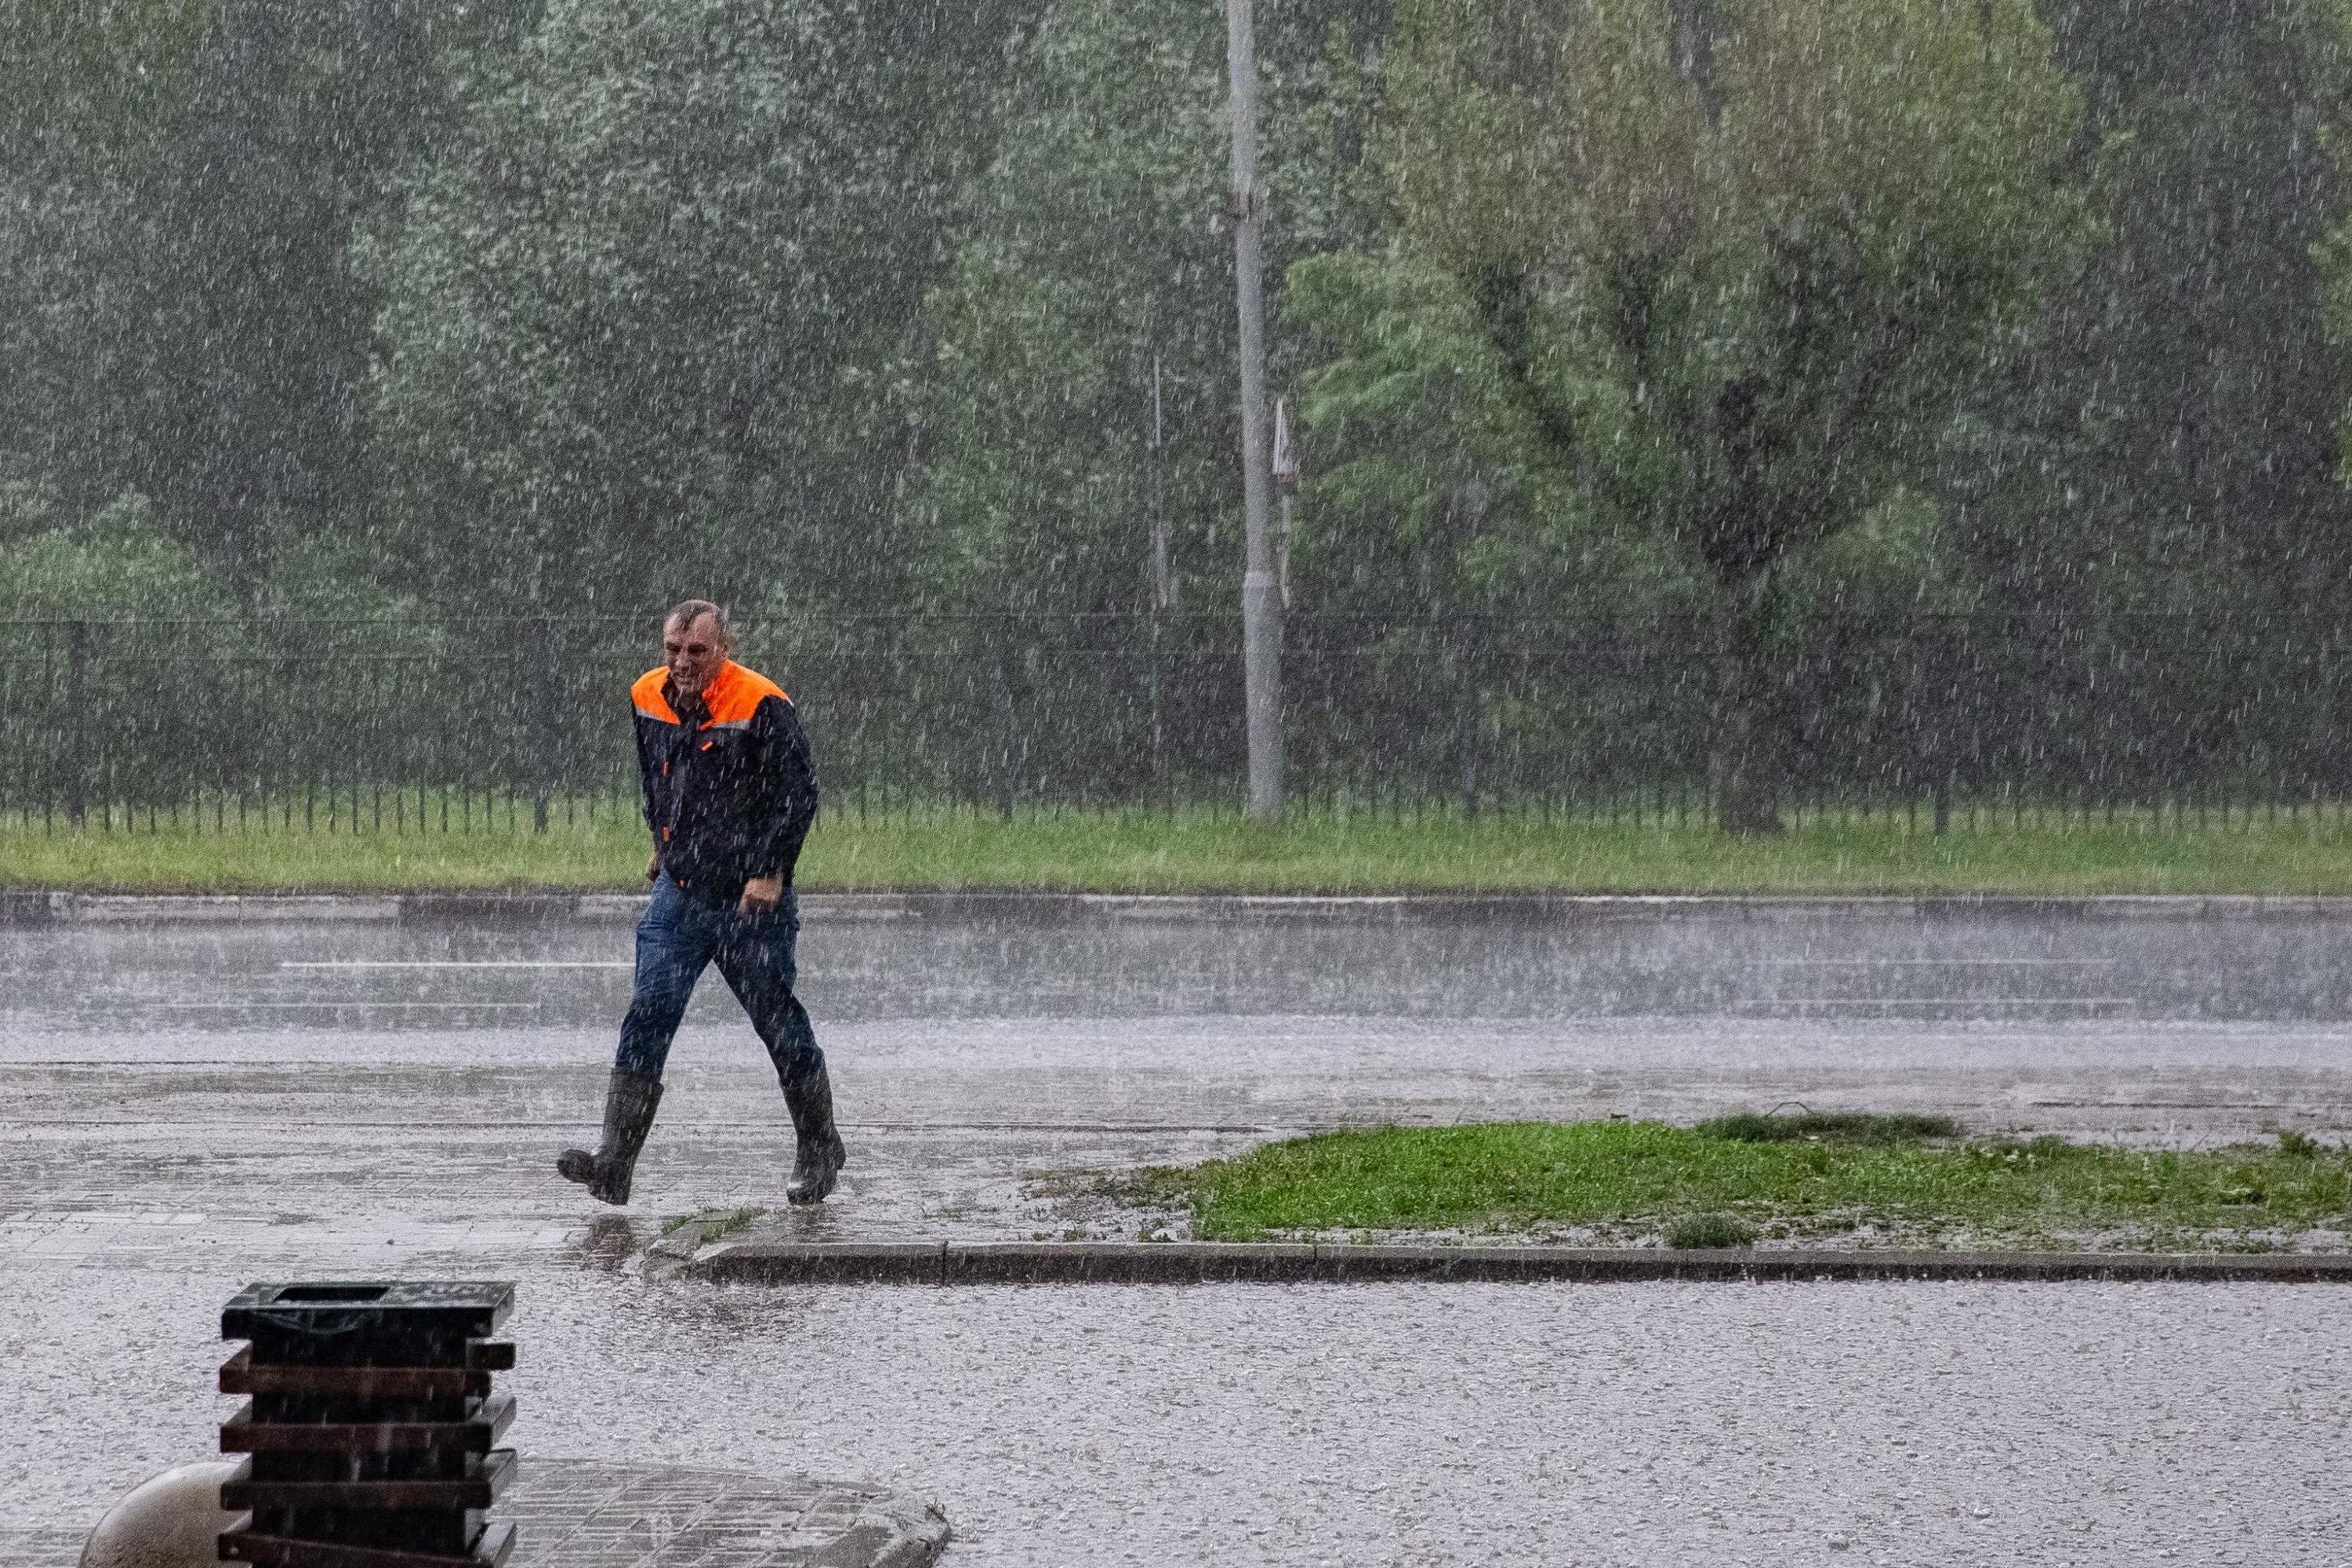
[1225,0,1283,820]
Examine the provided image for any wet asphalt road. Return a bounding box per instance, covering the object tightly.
[5,901,2351,1563]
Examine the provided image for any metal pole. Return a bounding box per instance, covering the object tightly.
[1225,0,1283,818]
[1146,354,1171,795]
[67,619,89,828]
[1149,355,1174,615]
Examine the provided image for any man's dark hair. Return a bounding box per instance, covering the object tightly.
[663,599,729,641]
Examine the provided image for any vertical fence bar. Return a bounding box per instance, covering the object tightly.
[66,620,89,828]
[3,608,2346,840]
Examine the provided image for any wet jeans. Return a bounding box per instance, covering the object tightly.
[614,877,823,1085]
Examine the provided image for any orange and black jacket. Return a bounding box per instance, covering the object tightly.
[631,659,818,904]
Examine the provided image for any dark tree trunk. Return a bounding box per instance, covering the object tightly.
[1712,595,1785,837]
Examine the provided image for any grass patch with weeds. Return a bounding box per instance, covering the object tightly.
[659,1205,768,1243]
[1664,1212,1759,1249]
[1696,1110,1965,1145]
[1149,1120,2352,1249]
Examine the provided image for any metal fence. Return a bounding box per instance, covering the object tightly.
[5,609,2350,832]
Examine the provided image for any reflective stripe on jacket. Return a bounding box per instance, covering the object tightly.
[631,659,818,903]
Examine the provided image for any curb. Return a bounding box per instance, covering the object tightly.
[687,1240,2352,1286]
[12,890,2352,926]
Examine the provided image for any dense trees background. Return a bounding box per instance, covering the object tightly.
[9,0,2352,821]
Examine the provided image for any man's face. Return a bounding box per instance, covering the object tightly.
[663,612,728,700]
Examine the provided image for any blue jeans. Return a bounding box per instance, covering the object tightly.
[615,877,823,1085]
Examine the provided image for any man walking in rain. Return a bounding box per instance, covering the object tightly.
[558,600,845,1206]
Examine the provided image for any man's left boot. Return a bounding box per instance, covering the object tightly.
[779,1062,848,1205]
[557,1069,663,1206]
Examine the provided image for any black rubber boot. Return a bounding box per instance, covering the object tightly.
[780,1064,848,1205]
[557,1069,663,1206]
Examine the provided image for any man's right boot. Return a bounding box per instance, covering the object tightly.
[557,1069,663,1206]
[779,1064,848,1205]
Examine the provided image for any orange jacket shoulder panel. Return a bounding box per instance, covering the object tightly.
[631,667,679,724]
[704,660,790,726]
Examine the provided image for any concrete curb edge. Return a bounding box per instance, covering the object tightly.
[13,890,2352,926]
[686,1240,2352,1286]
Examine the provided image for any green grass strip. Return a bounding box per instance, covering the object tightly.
[660,1205,768,1243]
[1149,1120,2352,1250]
[13,803,2352,894]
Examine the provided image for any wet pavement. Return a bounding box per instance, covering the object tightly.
[5,900,2350,1563]
[493,1461,949,1567]
[6,1265,2347,1566]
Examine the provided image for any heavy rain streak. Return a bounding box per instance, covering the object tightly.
[7,0,2352,827]
[6,2,2352,1567]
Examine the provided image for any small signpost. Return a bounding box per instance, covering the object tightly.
[216,1282,517,1568]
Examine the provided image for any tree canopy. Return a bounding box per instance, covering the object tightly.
[7,0,2352,821]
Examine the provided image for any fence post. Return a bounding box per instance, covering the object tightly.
[1918,622,1955,838]
[531,615,556,835]
[989,647,1017,824]
[1451,608,1490,822]
[67,619,90,828]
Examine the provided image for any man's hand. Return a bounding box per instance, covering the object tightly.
[739,874,784,917]
[646,852,661,883]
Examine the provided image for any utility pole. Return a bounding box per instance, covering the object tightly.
[1148,354,1174,615]
[1225,0,1283,819]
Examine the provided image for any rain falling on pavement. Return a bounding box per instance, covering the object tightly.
[4,899,2350,1563]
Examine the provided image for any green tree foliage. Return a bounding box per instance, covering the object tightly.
[0,0,206,175]
[13,0,2352,818]
[166,0,450,581]
[895,0,1390,804]
[908,0,1390,620]
[1284,249,1675,808]
[0,492,235,619]
[1998,0,2352,798]
[0,0,535,584]
[2060,0,2352,615]
[1297,0,2087,830]
[365,0,1027,613]
[911,1,1228,622]
[0,1,205,539]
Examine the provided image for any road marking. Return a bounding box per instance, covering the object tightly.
[280,962,633,970]
[13,1118,1301,1133]
[2030,1100,2292,1110]
[149,1001,543,1010]
[1731,998,2139,1007]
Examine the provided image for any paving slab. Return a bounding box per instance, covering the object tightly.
[0,1535,80,1568]
[0,1461,947,1568]
[503,1460,948,1568]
